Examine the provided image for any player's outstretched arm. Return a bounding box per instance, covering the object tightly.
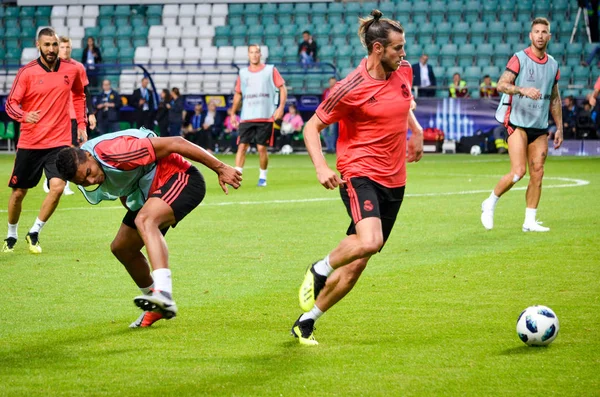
[550,83,563,149]
[303,115,345,190]
[149,137,242,194]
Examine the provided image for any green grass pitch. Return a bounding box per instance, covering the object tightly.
[0,153,598,396]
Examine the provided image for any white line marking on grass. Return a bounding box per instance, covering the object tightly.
[1,177,589,213]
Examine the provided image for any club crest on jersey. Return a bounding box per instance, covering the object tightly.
[401,84,410,98]
[11,175,18,185]
[363,200,374,212]
[64,75,70,85]
[368,96,377,104]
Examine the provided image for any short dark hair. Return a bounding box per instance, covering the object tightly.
[358,9,404,54]
[483,74,490,79]
[171,87,180,97]
[302,30,311,35]
[56,147,88,181]
[38,27,57,40]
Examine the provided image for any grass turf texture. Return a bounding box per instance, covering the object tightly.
[0,153,598,396]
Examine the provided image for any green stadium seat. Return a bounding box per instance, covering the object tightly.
[423,43,440,57]
[312,15,327,26]
[5,19,19,29]
[133,26,149,40]
[436,22,452,42]
[488,22,505,41]
[295,15,310,28]
[446,66,462,79]
[146,5,162,17]
[114,5,130,17]
[85,27,100,39]
[229,4,244,16]
[566,42,584,57]
[20,6,36,17]
[98,16,113,28]
[327,2,345,17]
[458,43,475,59]
[495,44,512,56]
[264,37,279,48]
[505,35,522,46]
[463,66,481,79]
[115,16,130,27]
[244,3,261,15]
[458,57,473,68]
[264,25,280,39]
[330,24,348,38]
[119,48,135,63]
[345,1,363,16]
[405,44,422,58]
[336,46,352,58]
[100,25,117,39]
[215,37,229,47]
[103,47,118,63]
[35,6,52,18]
[516,13,531,25]
[232,38,247,47]
[227,15,242,25]
[476,55,494,68]
[71,48,83,61]
[336,57,353,71]
[327,14,343,25]
[215,26,230,38]
[20,26,37,40]
[147,16,162,26]
[261,3,278,16]
[319,45,335,63]
[294,3,311,17]
[260,15,276,25]
[4,6,20,19]
[6,48,21,65]
[0,47,6,66]
[245,15,260,26]
[560,67,572,85]
[231,25,247,38]
[116,37,133,49]
[331,37,348,48]
[447,0,463,17]
[35,16,50,27]
[5,27,20,39]
[312,3,328,15]
[99,6,115,17]
[482,66,501,79]
[281,37,296,48]
[278,3,294,14]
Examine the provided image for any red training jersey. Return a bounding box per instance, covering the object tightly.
[63,58,89,119]
[6,58,86,149]
[316,58,414,188]
[234,64,285,123]
[594,76,600,91]
[94,136,191,195]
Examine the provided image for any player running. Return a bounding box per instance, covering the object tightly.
[3,28,86,254]
[55,129,242,327]
[481,18,563,232]
[292,10,424,345]
[43,35,97,196]
[230,44,287,187]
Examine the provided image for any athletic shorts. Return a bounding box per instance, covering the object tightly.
[8,146,69,189]
[70,119,78,147]
[507,123,548,144]
[122,166,206,234]
[238,122,274,146]
[340,176,405,249]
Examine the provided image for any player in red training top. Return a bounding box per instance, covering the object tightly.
[3,28,86,254]
[55,130,242,327]
[291,10,424,345]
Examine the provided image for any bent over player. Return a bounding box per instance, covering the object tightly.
[55,129,242,327]
[292,10,424,345]
[481,18,563,232]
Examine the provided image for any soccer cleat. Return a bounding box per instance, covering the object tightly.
[129,311,164,328]
[63,183,75,196]
[133,290,178,319]
[43,178,50,193]
[291,315,318,346]
[257,178,267,187]
[299,263,328,312]
[26,232,42,254]
[522,220,550,232]
[481,198,495,230]
[2,237,17,253]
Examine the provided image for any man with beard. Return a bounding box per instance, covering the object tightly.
[291,10,424,345]
[481,17,563,232]
[3,28,86,254]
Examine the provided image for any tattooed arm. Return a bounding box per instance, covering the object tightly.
[550,82,563,149]
[497,70,542,100]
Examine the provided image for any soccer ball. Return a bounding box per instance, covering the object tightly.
[280,144,293,155]
[516,305,559,346]
[470,145,482,156]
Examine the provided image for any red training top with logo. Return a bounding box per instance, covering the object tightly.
[6,58,86,149]
[315,58,413,188]
[94,136,191,195]
[63,58,89,120]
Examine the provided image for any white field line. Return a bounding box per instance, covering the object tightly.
[0,176,590,213]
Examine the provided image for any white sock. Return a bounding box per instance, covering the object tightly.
[313,254,334,277]
[488,191,500,206]
[235,166,243,174]
[259,168,268,180]
[300,305,324,322]
[139,283,154,295]
[29,218,46,234]
[525,208,537,224]
[65,181,71,190]
[7,223,18,239]
[152,268,172,294]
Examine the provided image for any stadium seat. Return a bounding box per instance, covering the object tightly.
[184,47,201,65]
[278,3,294,15]
[217,46,235,63]
[162,4,179,26]
[244,3,261,15]
[294,3,311,18]
[100,25,116,40]
[202,47,218,64]
[66,5,83,27]
[103,47,118,63]
[85,27,100,40]
[193,4,210,26]
[229,3,244,16]
[234,46,248,64]
[134,46,151,64]
[150,47,168,65]
[148,26,165,47]
[51,6,68,27]
[167,47,185,65]
[69,27,85,47]
[118,48,134,64]
[261,3,278,16]
[481,66,501,80]
[165,26,182,48]
[495,44,512,57]
[82,5,99,27]
[436,22,452,43]
[231,25,247,38]
[440,44,458,63]
[327,2,345,17]
[181,26,199,48]
[21,48,39,64]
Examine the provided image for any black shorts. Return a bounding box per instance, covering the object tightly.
[507,123,548,144]
[340,176,405,248]
[70,119,78,147]
[238,122,274,146]
[8,146,69,189]
[122,166,206,234]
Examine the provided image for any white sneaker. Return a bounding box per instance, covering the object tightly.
[522,220,550,232]
[481,198,495,230]
[42,178,50,193]
[63,183,75,196]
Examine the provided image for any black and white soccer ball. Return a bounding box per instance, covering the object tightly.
[516,305,559,346]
